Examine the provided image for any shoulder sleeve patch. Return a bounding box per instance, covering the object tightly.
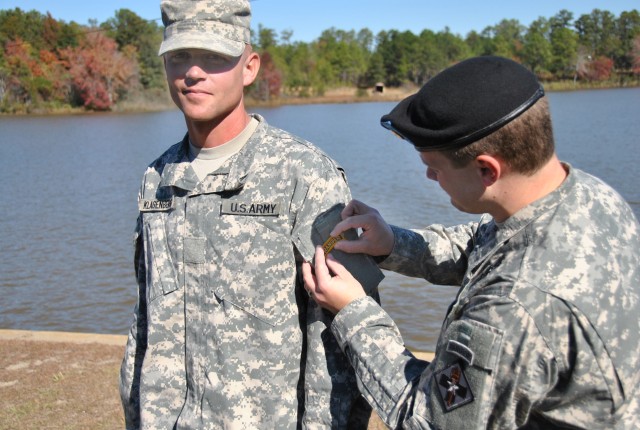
[434,363,475,412]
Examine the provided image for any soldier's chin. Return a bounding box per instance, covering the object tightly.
[450,199,465,213]
[450,199,477,216]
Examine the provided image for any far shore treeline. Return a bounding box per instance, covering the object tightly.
[0,7,639,114]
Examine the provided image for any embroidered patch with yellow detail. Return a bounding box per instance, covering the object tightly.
[322,234,345,255]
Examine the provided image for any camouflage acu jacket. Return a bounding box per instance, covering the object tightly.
[120,115,379,429]
[331,165,640,429]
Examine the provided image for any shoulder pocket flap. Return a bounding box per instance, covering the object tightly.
[310,204,384,293]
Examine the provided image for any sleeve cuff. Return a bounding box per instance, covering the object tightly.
[331,296,391,350]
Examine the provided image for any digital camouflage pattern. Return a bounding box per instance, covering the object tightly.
[120,115,378,429]
[331,165,640,429]
[159,0,252,57]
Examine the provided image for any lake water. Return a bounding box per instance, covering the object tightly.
[1,88,638,352]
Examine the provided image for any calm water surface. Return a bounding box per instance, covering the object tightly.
[1,88,638,351]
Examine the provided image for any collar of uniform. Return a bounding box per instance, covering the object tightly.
[159,115,265,193]
[466,164,575,274]
[495,163,574,241]
[222,114,266,189]
[158,134,201,191]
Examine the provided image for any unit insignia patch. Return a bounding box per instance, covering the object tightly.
[434,363,474,412]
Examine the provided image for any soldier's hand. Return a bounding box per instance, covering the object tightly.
[302,246,366,314]
[330,200,394,256]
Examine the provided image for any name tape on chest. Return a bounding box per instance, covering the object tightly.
[220,201,281,217]
[139,198,175,212]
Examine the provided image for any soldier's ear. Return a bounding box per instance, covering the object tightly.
[475,155,501,187]
[242,50,260,87]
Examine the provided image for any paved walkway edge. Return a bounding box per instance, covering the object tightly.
[0,329,127,346]
[0,329,434,360]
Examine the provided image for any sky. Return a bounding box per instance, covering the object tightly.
[2,0,639,42]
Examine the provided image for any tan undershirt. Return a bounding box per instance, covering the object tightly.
[189,117,259,181]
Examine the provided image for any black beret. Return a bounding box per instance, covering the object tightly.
[381,56,544,151]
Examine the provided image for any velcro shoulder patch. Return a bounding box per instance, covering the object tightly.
[446,339,475,366]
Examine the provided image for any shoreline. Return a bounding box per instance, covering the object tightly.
[0,328,126,346]
[0,328,433,359]
[2,82,637,116]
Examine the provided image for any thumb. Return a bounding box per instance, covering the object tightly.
[333,236,367,254]
[324,253,355,282]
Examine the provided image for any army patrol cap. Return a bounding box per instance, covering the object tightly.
[158,0,251,57]
[381,56,544,151]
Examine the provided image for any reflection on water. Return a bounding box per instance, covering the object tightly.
[0,88,638,352]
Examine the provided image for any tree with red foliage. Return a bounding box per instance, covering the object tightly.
[37,48,69,101]
[579,55,615,81]
[59,30,138,110]
[42,13,60,51]
[2,37,46,107]
[253,50,282,101]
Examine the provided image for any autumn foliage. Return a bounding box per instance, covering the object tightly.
[0,8,154,113]
[0,7,638,113]
[59,32,138,110]
[253,51,283,101]
[579,56,615,81]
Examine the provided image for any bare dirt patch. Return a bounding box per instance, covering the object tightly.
[0,338,125,430]
[0,331,410,429]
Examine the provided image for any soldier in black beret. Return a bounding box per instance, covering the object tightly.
[302,56,640,428]
[380,55,544,151]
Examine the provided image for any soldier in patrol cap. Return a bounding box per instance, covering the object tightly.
[119,0,383,428]
[303,56,640,428]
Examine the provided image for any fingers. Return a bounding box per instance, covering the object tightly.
[313,246,331,284]
[304,246,366,314]
[330,216,361,238]
[338,199,371,221]
[332,201,395,256]
[324,253,354,282]
[331,202,379,237]
[303,248,333,303]
[332,235,369,254]
[340,199,362,219]
[330,212,386,254]
[301,260,316,292]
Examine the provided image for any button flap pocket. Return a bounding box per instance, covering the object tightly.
[213,217,296,327]
[144,215,179,300]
